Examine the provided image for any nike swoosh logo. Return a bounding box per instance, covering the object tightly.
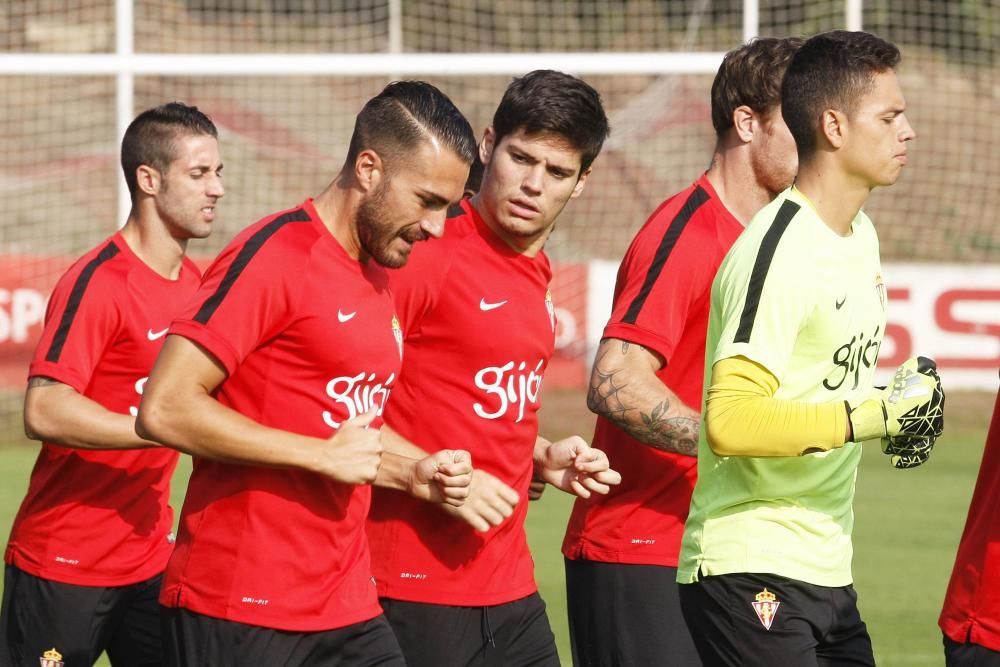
[147,328,169,341]
[835,296,847,310]
[337,310,357,323]
[479,298,508,311]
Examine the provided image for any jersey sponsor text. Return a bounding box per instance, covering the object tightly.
[473,359,544,423]
[323,371,395,428]
[823,325,882,392]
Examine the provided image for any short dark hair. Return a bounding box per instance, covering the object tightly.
[491,70,610,173]
[346,80,477,174]
[121,102,218,202]
[782,30,901,161]
[711,36,804,138]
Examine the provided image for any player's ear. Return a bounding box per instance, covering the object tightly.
[569,166,592,200]
[135,164,160,196]
[479,127,496,166]
[355,148,384,194]
[733,105,755,143]
[821,108,845,149]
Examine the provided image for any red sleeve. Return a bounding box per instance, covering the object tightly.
[387,238,454,338]
[28,256,123,393]
[170,234,301,375]
[601,216,712,365]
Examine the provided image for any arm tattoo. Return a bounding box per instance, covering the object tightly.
[27,376,60,389]
[587,346,700,457]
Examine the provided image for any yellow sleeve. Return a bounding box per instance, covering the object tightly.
[705,356,850,457]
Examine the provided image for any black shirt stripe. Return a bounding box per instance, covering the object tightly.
[45,241,121,363]
[622,185,710,324]
[733,199,801,344]
[194,208,312,324]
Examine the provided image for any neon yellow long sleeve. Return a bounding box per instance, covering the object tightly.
[704,356,850,457]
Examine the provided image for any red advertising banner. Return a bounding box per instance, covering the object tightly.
[0,256,591,390]
[586,261,1000,391]
[4,258,995,391]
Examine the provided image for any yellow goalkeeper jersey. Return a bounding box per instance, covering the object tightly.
[678,186,887,587]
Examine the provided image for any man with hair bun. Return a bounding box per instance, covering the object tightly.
[137,81,478,666]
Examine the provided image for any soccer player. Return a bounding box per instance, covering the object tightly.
[135,81,477,666]
[675,30,944,666]
[0,103,223,666]
[561,36,803,667]
[940,381,1000,666]
[365,70,618,666]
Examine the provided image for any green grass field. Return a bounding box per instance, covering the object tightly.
[0,389,991,666]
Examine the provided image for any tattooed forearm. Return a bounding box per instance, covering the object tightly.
[636,406,699,456]
[27,376,60,389]
[587,346,700,457]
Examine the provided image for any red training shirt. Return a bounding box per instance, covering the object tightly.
[563,175,742,567]
[6,233,200,586]
[367,199,555,606]
[940,387,1000,650]
[160,200,400,631]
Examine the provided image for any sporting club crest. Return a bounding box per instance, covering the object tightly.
[545,289,555,332]
[751,588,780,630]
[40,648,65,667]
[391,315,403,360]
[875,272,887,312]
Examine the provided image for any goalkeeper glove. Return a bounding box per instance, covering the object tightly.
[881,433,937,469]
[847,356,945,443]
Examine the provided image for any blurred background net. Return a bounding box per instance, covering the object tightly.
[1,0,997,439]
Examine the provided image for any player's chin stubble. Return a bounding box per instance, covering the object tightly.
[355,184,400,268]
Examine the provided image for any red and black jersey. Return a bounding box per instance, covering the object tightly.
[160,200,400,632]
[5,233,200,586]
[940,390,1000,651]
[367,199,555,606]
[563,175,742,567]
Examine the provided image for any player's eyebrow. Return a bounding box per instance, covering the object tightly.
[189,162,223,172]
[509,140,578,178]
[416,188,450,208]
[547,163,576,178]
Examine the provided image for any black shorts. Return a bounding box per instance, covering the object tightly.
[160,606,404,667]
[944,634,1000,667]
[564,557,701,667]
[679,572,875,667]
[0,563,163,667]
[380,592,560,667]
